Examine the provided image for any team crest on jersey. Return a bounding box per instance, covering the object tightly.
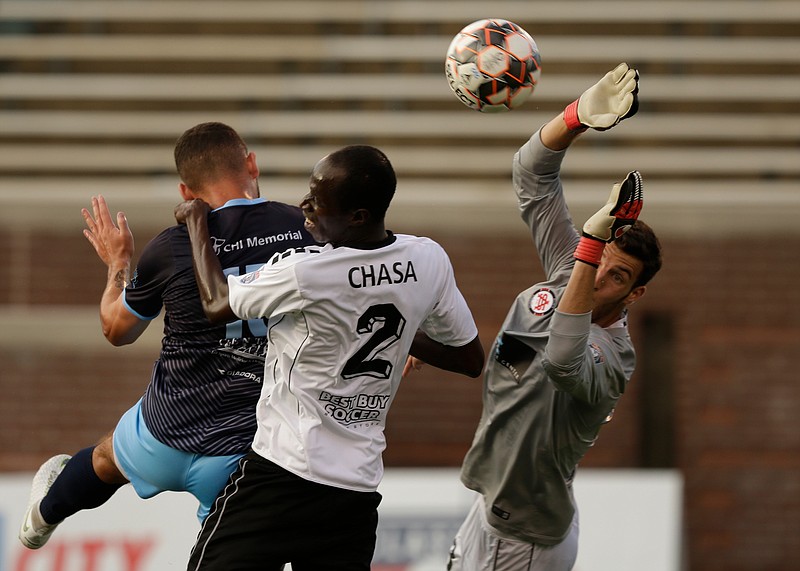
[529,288,555,316]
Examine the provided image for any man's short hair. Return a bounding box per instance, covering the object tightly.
[615,220,662,287]
[327,145,396,221]
[174,122,249,192]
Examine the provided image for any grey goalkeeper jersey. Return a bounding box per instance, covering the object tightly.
[459,129,636,545]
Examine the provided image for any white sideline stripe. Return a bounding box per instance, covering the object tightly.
[0,144,797,175]
[0,36,798,64]
[1,111,798,141]
[2,0,799,22]
[1,74,798,101]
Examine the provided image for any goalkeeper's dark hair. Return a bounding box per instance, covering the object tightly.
[174,122,249,193]
[615,220,662,287]
[327,145,396,221]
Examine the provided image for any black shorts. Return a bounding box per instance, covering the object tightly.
[187,450,382,571]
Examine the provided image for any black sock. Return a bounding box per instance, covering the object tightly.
[39,446,124,524]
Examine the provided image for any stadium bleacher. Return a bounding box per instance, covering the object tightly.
[0,0,798,235]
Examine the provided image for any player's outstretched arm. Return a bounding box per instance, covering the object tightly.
[538,63,639,153]
[175,199,236,324]
[408,331,485,378]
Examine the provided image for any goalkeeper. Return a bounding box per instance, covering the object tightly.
[448,63,663,570]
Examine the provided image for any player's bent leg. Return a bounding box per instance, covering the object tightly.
[113,400,244,524]
[112,399,191,498]
[20,441,128,550]
[93,433,130,484]
[39,446,126,524]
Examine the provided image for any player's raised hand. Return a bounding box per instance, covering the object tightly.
[81,195,134,268]
[563,63,639,131]
[574,171,643,267]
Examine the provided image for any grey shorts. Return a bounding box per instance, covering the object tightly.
[447,497,579,571]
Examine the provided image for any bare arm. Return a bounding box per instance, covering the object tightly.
[82,195,148,346]
[174,199,236,324]
[408,331,485,378]
[539,113,583,152]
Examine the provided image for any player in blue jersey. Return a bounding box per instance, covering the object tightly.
[446,64,663,571]
[19,122,318,550]
[176,144,485,570]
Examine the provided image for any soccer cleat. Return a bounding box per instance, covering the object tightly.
[19,454,72,549]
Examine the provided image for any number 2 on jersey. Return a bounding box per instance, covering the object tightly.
[342,303,406,380]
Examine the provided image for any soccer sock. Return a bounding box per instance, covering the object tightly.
[39,446,124,524]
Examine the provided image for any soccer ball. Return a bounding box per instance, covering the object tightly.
[445,19,541,112]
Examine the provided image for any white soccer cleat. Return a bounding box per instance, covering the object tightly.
[19,454,72,549]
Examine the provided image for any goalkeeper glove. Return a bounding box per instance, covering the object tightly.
[563,63,639,132]
[574,170,644,267]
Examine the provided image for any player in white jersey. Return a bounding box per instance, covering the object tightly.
[175,144,485,570]
[442,64,664,570]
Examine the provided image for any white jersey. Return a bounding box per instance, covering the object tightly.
[227,233,478,491]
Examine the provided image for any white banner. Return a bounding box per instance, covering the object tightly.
[1,468,682,571]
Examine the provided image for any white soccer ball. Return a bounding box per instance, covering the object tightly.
[445,19,542,112]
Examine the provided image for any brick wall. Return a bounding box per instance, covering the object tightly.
[1,227,798,571]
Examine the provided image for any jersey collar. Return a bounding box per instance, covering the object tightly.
[334,230,397,250]
[212,197,267,212]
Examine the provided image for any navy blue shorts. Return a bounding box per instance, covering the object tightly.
[188,451,382,571]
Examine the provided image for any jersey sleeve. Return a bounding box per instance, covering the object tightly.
[418,246,478,347]
[123,229,174,320]
[512,128,581,281]
[541,310,628,405]
[227,247,319,320]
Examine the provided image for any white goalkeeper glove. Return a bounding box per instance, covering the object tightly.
[563,63,639,132]
[574,170,644,267]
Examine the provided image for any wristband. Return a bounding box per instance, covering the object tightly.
[563,99,587,132]
[573,235,605,267]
